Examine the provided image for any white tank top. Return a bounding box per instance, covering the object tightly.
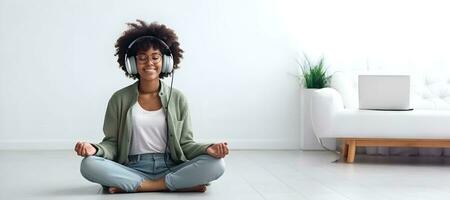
[129,102,167,155]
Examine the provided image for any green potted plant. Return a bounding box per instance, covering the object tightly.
[297,55,331,89]
[297,54,333,150]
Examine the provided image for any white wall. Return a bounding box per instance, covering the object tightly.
[0,0,301,150]
[1,0,449,150]
[278,0,450,73]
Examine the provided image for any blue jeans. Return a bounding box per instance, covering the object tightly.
[80,153,225,192]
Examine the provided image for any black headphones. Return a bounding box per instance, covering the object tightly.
[124,35,174,77]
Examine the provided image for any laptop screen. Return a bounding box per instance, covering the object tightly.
[358,75,412,111]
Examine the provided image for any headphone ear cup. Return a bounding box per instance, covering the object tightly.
[125,57,131,74]
[127,56,138,74]
[162,54,174,76]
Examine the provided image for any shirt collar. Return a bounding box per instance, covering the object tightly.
[131,80,169,105]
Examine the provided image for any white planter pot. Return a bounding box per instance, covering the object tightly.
[300,88,336,150]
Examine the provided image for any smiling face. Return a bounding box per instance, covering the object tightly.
[135,47,163,81]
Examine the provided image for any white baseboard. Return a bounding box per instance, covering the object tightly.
[197,139,300,150]
[0,140,77,150]
[0,139,300,150]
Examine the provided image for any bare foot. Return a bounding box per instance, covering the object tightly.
[109,184,207,193]
[108,187,125,194]
[175,184,207,192]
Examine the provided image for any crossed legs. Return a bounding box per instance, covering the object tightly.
[80,155,225,193]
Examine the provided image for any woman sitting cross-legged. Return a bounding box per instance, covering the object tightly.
[74,20,228,193]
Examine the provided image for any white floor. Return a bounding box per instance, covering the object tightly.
[2,150,450,200]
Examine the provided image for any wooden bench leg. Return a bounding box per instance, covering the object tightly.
[347,140,356,163]
[341,140,348,161]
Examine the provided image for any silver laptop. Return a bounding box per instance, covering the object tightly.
[358,75,413,111]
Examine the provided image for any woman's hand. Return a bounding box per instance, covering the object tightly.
[74,142,97,157]
[206,142,229,158]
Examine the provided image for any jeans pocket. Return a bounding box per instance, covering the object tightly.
[126,157,141,167]
[154,158,173,173]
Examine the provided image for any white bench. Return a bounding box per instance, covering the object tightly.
[311,71,450,162]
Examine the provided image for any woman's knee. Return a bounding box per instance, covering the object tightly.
[213,158,226,179]
[80,156,103,180]
[198,155,226,179]
[79,157,143,192]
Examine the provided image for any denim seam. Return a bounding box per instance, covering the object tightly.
[131,177,146,192]
[165,174,176,191]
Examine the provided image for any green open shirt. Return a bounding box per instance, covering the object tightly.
[92,80,213,165]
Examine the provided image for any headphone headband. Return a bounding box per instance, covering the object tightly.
[126,35,172,55]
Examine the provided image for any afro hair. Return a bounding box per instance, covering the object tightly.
[114,20,184,79]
